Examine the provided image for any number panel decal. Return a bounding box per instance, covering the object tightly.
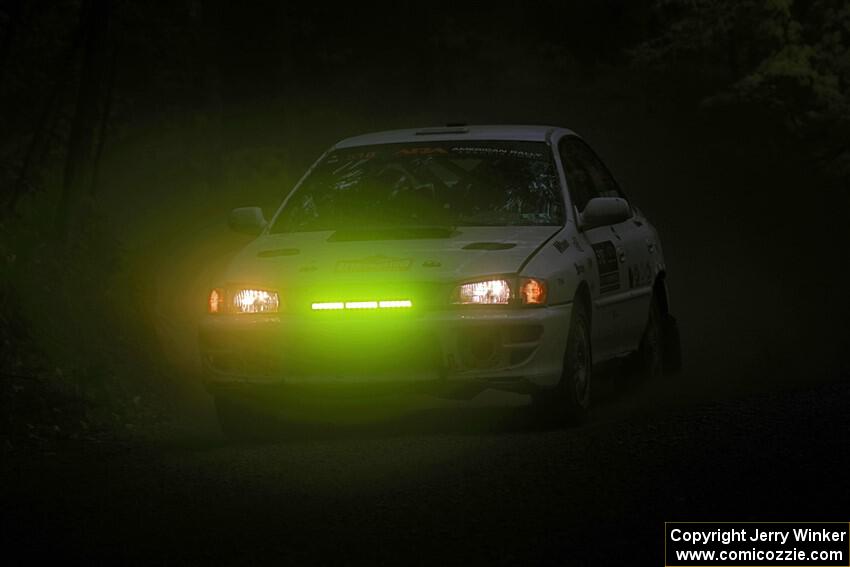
[592,242,620,293]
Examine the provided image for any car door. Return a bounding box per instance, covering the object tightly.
[559,137,653,360]
[611,205,656,351]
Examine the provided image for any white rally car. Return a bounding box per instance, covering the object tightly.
[200,125,680,435]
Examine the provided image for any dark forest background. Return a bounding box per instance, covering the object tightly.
[1,0,848,449]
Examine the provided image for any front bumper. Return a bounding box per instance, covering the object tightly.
[198,303,572,392]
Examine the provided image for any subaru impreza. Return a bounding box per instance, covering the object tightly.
[199,125,680,435]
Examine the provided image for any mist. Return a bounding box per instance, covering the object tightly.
[2,1,848,563]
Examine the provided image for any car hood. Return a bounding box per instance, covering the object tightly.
[224,226,561,286]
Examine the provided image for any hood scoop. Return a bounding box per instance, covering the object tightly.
[257,248,300,258]
[462,242,516,251]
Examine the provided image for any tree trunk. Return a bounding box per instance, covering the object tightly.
[89,46,117,197]
[6,26,83,215]
[0,0,24,90]
[199,0,226,194]
[54,0,110,241]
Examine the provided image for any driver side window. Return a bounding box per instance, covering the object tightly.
[559,137,624,212]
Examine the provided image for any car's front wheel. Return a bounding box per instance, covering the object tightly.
[639,294,664,380]
[534,300,592,424]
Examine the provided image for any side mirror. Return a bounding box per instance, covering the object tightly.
[228,207,267,235]
[580,197,631,230]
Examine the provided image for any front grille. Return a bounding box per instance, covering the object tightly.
[456,324,543,370]
[203,324,443,380]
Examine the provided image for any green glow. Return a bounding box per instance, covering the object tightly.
[311,300,413,311]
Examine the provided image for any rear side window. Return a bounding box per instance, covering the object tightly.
[559,137,623,212]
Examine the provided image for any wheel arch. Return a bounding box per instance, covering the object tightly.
[574,280,592,324]
[653,271,670,316]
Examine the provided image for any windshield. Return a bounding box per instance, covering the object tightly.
[270,141,564,233]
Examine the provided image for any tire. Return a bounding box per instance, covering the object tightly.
[534,299,592,424]
[215,396,270,440]
[637,294,664,381]
[662,314,682,373]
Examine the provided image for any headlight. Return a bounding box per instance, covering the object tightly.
[232,289,279,313]
[208,288,280,314]
[451,277,547,306]
[453,279,512,304]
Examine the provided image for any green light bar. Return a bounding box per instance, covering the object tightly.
[312,302,344,310]
[378,300,412,308]
[346,301,378,309]
[311,300,412,311]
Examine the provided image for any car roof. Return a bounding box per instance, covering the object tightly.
[333,124,577,149]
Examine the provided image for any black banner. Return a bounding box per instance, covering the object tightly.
[665,522,849,566]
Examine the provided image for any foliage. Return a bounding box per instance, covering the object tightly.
[633,0,850,179]
[0,192,164,452]
[1,0,847,452]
